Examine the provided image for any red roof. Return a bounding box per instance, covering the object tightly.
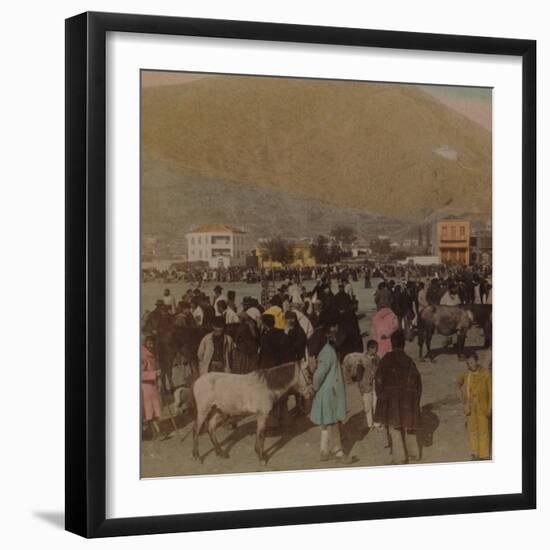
[189,224,245,234]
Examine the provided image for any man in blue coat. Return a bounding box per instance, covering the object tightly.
[310,323,353,464]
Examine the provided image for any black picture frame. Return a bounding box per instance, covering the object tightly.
[65,11,536,538]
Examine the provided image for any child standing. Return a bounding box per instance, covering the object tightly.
[361,340,382,431]
[141,337,162,438]
[343,339,382,432]
[456,350,492,460]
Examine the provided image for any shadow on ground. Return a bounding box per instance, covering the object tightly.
[341,411,367,456]
[418,403,440,459]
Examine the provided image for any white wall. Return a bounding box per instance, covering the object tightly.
[0,1,547,548]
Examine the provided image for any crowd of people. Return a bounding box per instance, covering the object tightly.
[142,261,492,287]
[140,262,492,465]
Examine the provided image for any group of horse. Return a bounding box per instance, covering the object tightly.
[153,298,492,466]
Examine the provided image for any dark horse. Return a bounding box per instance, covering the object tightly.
[145,317,207,393]
[191,362,313,465]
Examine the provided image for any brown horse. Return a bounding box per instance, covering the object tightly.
[418,305,475,360]
[145,319,207,393]
[191,362,313,465]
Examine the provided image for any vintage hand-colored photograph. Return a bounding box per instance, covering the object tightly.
[140,70,492,478]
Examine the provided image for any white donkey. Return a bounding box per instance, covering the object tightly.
[191,362,313,465]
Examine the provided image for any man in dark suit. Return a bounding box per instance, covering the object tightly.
[374,330,422,464]
[258,314,289,369]
[284,311,307,363]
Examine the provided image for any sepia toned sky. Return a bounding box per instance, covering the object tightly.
[141,71,492,131]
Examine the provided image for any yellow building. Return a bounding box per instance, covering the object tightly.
[256,239,316,268]
[437,218,470,265]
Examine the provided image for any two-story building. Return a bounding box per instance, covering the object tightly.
[185,224,248,268]
[437,218,471,265]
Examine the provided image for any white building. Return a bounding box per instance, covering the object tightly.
[185,225,248,268]
[351,240,370,258]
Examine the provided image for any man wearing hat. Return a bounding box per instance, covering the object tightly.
[197,316,234,374]
[143,299,171,336]
[213,285,226,317]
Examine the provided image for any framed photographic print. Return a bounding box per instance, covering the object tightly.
[65,11,536,538]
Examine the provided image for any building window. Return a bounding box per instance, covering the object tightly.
[212,235,230,245]
[441,226,448,239]
[212,248,231,257]
[460,226,465,238]
[451,226,456,239]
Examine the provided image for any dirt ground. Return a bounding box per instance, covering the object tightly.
[140,279,492,478]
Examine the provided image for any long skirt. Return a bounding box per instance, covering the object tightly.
[142,382,161,421]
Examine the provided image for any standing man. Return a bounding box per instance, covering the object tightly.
[344,276,355,301]
[226,290,237,312]
[290,302,314,340]
[374,281,393,311]
[426,278,441,306]
[233,311,260,374]
[218,299,240,327]
[417,281,428,312]
[374,330,422,464]
[284,311,307,363]
[364,267,372,289]
[201,295,216,329]
[310,323,353,464]
[456,350,492,460]
[162,288,176,314]
[242,296,263,329]
[143,299,171,336]
[258,314,289,369]
[197,317,234,374]
[287,276,303,305]
[213,285,225,316]
[440,283,462,306]
[334,280,362,358]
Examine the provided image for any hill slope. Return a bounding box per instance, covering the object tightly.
[142,154,405,242]
[141,75,492,241]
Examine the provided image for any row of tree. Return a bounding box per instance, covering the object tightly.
[261,224,358,266]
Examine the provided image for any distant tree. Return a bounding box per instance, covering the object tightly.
[330,225,357,249]
[263,237,292,265]
[312,234,343,265]
[390,250,409,261]
[370,237,391,254]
